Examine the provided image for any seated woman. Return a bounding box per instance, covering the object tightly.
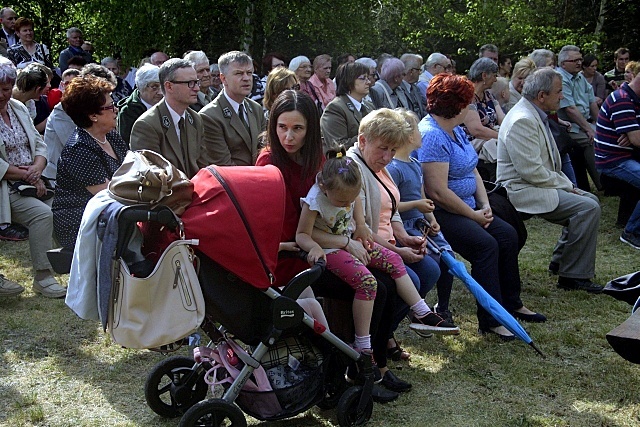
[582,54,606,107]
[462,58,505,181]
[6,17,54,71]
[503,57,536,113]
[625,61,640,83]
[52,75,128,251]
[262,66,298,120]
[320,62,374,152]
[0,57,63,298]
[11,63,51,134]
[498,54,512,78]
[419,74,546,341]
[256,90,404,401]
[289,56,321,109]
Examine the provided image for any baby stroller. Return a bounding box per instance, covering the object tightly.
[141,165,375,426]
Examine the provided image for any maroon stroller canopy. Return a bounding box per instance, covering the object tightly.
[182,165,285,289]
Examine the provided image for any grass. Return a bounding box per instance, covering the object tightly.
[1,194,640,427]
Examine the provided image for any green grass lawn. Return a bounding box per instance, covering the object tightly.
[1,195,639,427]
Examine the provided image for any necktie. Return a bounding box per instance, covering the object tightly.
[178,117,191,176]
[238,103,250,132]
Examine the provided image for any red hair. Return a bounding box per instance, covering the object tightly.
[427,74,474,119]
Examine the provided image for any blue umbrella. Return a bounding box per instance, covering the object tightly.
[418,220,545,357]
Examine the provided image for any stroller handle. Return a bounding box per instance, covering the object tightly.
[280,250,326,300]
[118,205,181,229]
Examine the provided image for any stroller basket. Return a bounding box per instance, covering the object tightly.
[236,335,326,421]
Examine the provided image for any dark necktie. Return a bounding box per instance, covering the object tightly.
[238,103,250,132]
[178,117,190,175]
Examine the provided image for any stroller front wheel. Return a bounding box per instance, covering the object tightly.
[178,398,246,427]
[336,385,373,427]
[145,355,208,418]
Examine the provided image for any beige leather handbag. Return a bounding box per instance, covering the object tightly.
[108,238,204,349]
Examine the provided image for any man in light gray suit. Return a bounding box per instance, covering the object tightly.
[130,58,204,178]
[199,51,265,166]
[368,57,408,110]
[497,68,602,293]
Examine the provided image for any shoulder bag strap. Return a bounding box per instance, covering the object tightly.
[207,166,274,284]
[354,153,397,216]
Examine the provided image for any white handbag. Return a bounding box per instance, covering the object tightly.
[108,238,205,349]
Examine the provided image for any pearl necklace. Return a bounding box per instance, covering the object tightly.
[87,130,107,145]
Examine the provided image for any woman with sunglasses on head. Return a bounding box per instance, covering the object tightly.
[52,75,128,251]
[320,62,375,153]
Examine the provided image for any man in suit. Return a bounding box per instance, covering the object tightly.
[399,53,426,119]
[58,27,93,73]
[320,61,374,152]
[130,58,203,178]
[117,63,162,143]
[0,7,17,53]
[369,57,408,110]
[199,51,265,166]
[497,67,602,293]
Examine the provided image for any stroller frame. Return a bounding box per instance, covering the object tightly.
[134,206,376,426]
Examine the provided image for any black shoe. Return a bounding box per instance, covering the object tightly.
[371,384,399,403]
[512,310,547,323]
[434,303,455,324]
[381,370,411,393]
[557,276,604,294]
[478,327,516,342]
[345,361,382,384]
[0,223,28,241]
[548,261,559,275]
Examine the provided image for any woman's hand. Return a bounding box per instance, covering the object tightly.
[396,246,424,264]
[279,242,300,252]
[18,165,43,185]
[472,205,494,228]
[34,178,47,198]
[307,246,326,265]
[352,225,374,251]
[414,198,435,214]
[345,238,371,265]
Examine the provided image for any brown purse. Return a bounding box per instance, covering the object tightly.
[108,150,194,215]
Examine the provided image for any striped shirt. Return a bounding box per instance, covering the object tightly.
[595,82,640,168]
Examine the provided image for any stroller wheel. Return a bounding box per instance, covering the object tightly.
[178,398,246,427]
[145,355,208,418]
[336,386,373,427]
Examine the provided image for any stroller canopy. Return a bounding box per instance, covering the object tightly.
[182,165,285,289]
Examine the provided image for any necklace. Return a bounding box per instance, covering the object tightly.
[87,130,107,145]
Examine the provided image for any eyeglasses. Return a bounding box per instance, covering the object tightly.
[356,75,371,82]
[100,103,117,112]
[564,58,583,64]
[171,79,201,88]
[411,67,421,72]
[289,84,301,90]
[437,64,453,70]
[146,83,161,91]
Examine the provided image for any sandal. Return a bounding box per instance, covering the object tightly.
[386,337,410,361]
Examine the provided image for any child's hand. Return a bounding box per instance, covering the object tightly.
[307,246,326,265]
[353,226,374,251]
[428,217,440,235]
[279,242,300,252]
[414,198,435,214]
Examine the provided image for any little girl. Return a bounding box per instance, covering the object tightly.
[388,109,456,323]
[296,147,458,353]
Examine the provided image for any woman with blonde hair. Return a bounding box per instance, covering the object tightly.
[624,61,640,83]
[504,57,536,112]
[262,66,298,116]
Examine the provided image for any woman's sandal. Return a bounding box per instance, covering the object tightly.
[387,338,410,361]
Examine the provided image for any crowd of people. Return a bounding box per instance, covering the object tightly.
[1,11,639,403]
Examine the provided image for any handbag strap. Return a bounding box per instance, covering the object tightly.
[354,153,397,216]
[206,166,275,284]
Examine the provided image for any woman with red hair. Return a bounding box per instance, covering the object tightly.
[417,74,545,341]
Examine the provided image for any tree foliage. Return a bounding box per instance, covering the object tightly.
[11,0,639,73]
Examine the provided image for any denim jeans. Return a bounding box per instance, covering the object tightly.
[599,159,640,235]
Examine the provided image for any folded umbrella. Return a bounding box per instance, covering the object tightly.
[418,219,544,357]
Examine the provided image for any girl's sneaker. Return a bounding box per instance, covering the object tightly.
[410,312,460,335]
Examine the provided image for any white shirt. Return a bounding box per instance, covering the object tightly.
[223,90,245,115]
[165,101,186,141]
[346,94,363,112]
